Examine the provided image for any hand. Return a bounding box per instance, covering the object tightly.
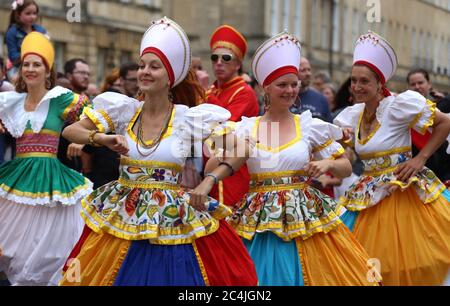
[189,176,215,211]
[305,160,333,179]
[430,89,445,101]
[342,127,354,142]
[386,184,400,197]
[67,143,84,160]
[394,156,426,182]
[0,121,5,134]
[99,134,129,156]
[317,174,334,188]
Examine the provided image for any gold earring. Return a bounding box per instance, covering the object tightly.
[264,94,271,111]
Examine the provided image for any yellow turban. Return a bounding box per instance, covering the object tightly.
[21,32,55,69]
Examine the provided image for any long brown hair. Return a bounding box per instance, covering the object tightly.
[15,59,56,93]
[172,69,205,107]
[8,0,40,29]
[137,68,205,107]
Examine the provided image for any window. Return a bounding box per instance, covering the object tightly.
[0,33,4,57]
[321,0,331,49]
[294,0,302,39]
[282,0,290,31]
[448,40,450,75]
[271,0,280,36]
[97,48,107,85]
[343,5,350,52]
[332,0,340,51]
[120,51,133,65]
[311,0,319,47]
[53,41,66,74]
[411,28,417,65]
[352,8,360,45]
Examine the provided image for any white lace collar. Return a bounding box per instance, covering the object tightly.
[0,86,71,137]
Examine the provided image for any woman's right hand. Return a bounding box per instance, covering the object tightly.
[98,134,129,156]
[342,127,354,142]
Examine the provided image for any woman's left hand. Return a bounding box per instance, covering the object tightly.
[189,177,215,211]
[305,160,333,178]
[394,156,426,182]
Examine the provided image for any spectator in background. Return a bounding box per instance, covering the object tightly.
[100,68,122,93]
[331,77,355,119]
[312,71,332,92]
[290,57,332,122]
[321,83,336,114]
[0,57,14,92]
[86,83,100,100]
[58,58,92,173]
[5,0,47,80]
[192,56,209,90]
[119,62,139,97]
[0,57,15,166]
[407,68,450,182]
[65,58,90,94]
[55,72,73,90]
[407,68,446,102]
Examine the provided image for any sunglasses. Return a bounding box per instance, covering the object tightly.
[210,53,234,63]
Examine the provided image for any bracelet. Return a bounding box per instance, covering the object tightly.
[205,173,219,185]
[219,161,235,176]
[88,130,101,147]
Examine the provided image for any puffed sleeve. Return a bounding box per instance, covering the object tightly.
[81,92,141,134]
[304,111,345,160]
[59,91,92,124]
[181,103,232,141]
[333,104,364,147]
[388,90,436,135]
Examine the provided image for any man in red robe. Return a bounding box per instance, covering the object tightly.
[206,25,259,207]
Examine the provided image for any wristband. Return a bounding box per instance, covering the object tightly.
[205,173,219,185]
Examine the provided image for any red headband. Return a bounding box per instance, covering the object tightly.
[263,66,299,87]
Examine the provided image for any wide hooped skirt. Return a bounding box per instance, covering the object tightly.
[243,224,379,286]
[341,189,450,286]
[60,220,258,286]
[0,199,84,286]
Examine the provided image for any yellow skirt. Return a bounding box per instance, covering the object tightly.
[352,188,450,286]
[298,224,380,286]
[60,231,130,286]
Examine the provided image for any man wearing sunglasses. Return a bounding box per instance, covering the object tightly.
[205,25,259,208]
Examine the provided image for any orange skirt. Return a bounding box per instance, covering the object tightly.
[352,188,450,286]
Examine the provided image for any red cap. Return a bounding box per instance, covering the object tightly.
[210,25,247,60]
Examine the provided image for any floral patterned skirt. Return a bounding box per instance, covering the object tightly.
[228,174,379,286]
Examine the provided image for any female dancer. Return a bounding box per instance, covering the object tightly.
[0,32,92,286]
[335,31,450,286]
[59,17,257,286]
[221,32,379,286]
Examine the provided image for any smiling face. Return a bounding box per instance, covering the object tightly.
[265,73,300,109]
[137,52,170,94]
[21,54,47,89]
[350,65,382,104]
